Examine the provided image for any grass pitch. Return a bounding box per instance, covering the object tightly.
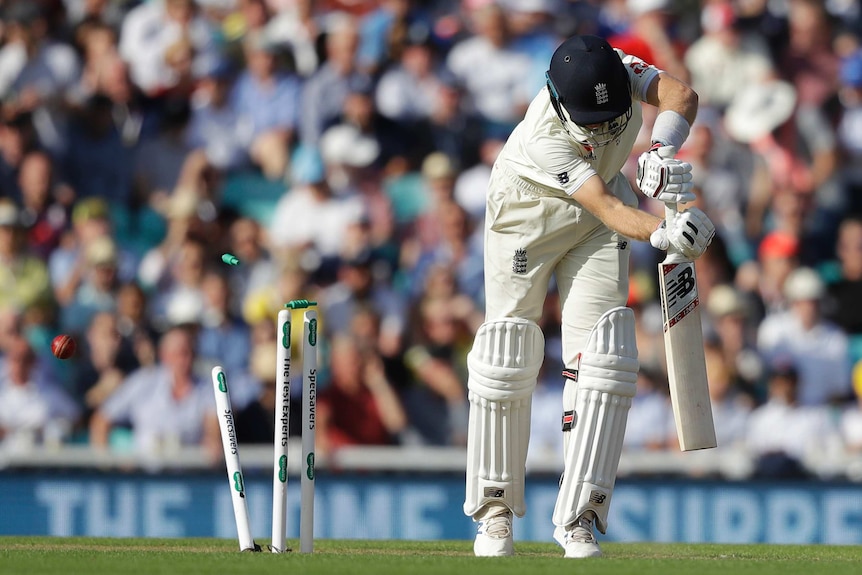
[2,537,861,575]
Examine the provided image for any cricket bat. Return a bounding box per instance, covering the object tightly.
[658,204,717,451]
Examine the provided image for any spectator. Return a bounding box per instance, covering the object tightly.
[454,130,505,220]
[0,335,80,449]
[195,269,253,375]
[445,2,533,131]
[115,281,158,368]
[757,266,853,406]
[724,79,799,238]
[320,248,406,358]
[412,262,483,332]
[63,93,134,204]
[233,339,279,443]
[745,359,844,479]
[17,150,71,259]
[0,1,81,155]
[401,296,470,445]
[400,151,459,263]
[608,0,689,83]
[837,49,862,213]
[678,109,753,266]
[225,216,276,315]
[75,54,160,149]
[740,230,800,313]
[0,200,52,315]
[265,0,321,78]
[242,257,314,333]
[623,368,675,451]
[824,217,862,336]
[356,0,419,76]
[184,60,250,196]
[118,0,220,97]
[414,71,485,171]
[375,21,442,124]
[406,200,484,306]
[340,73,411,172]
[0,112,39,198]
[504,0,563,95]
[268,144,366,280]
[137,194,209,318]
[72,311,140,427]
[49,197,136,308]
[149,235,209,330]
[700,341,753,450]
[60,235,121,336]
[318,118,386,201]
[133,97,194,213]
[89,325,221,459]
[706,284,764,401]
[682,0,774,111]
[776,0,840,109]
[70,17,119,100]
[231,30,303,181]
[726,77,840,255]
[299,12,363,146]
[317,333,407,454]
[623,367,671,451]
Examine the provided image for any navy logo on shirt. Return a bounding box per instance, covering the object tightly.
[556,172,569,185]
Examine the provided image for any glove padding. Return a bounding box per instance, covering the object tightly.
[649,207,716,259]
[636,144,695,204]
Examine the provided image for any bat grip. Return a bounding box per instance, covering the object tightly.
[663,202,687,263]
[664,202,678,223]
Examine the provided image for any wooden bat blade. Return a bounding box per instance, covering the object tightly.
[659,259,717,451]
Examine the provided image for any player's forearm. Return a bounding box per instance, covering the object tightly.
[575,186,661,242]
[648,73,698,125]
[597,203,661,242]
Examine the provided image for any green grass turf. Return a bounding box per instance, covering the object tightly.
[2,538,861,575]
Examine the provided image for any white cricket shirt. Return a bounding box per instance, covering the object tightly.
[499,49,661,199]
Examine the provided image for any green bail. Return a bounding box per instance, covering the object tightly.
[285,299,318,309]
[221,253,240,266]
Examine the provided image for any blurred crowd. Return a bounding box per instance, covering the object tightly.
[2,0,862,479]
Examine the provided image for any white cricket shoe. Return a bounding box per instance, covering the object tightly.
[553,511,602,558]
[474,511,514,557]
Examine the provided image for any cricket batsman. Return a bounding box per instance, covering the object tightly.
[464,35,715,557]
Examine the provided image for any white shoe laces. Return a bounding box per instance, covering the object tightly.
[568,513,597,544]
[482,512,513,539]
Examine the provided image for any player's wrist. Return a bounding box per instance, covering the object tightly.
[650,110,690,152]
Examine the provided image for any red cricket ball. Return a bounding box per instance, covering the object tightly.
[51,334,77,360]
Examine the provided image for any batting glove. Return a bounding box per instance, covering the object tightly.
[636,144,696,204]
[649,207,716,259]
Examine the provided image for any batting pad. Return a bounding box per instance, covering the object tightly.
[553,307,638,534]
[464,318,544,519]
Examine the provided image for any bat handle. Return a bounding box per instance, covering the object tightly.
[664,202,678,223]
[663,202,687,263]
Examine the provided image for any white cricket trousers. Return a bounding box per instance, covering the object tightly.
[483,162,636,365]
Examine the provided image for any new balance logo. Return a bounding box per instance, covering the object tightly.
[667,265,695,307]
[616,240,628,250]
[512,248,527,274]
[595,83,608,105]
[589,491,607,505]
[556,172,569,185]
[484,487,505,498]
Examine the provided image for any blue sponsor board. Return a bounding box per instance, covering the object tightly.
[1,473,862,544]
